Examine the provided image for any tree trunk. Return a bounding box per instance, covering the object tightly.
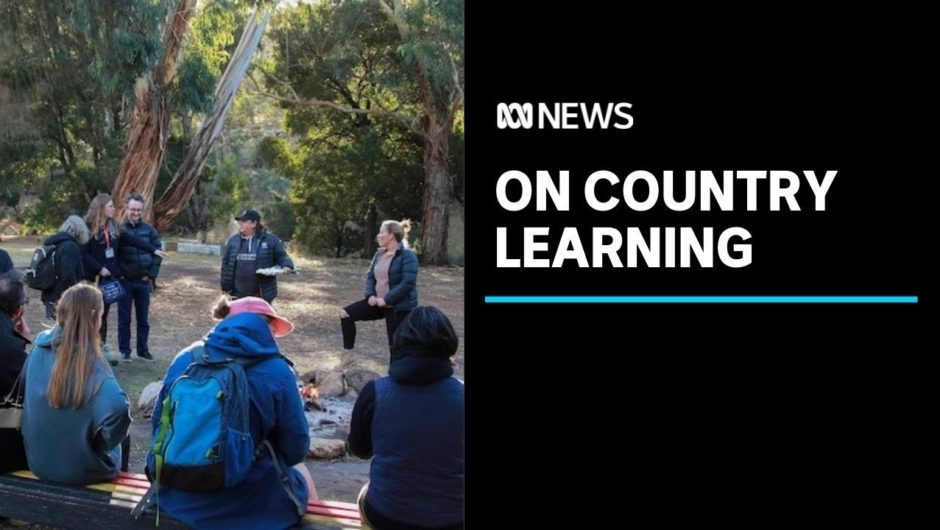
[152,10,271,234]
[111,78,170,218]
[112,0,197,222]
[418,103,455,265]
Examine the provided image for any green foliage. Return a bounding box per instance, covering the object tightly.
[172,1,240,114]
[0,0,173,226]
[28,165,113,229]
[262,1,459,256]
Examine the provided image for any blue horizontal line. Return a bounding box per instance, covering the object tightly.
[485,296,919,304]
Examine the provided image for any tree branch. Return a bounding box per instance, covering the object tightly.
[246,88,423,137]
[377,0,409,39]
[449,54,464,113]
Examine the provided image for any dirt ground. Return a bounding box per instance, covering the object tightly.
[3,235,464,507]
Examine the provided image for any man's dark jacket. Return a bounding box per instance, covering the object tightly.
[220,228,294,302]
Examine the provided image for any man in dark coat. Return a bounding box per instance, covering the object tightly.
[117,193,162,362]
[220,209,294,303]
[0,270,30,472]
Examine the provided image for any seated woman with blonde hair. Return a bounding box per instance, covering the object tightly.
[22,282,131,484]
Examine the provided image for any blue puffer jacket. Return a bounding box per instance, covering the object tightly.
[364,243,419,313]
[149,313,309,530]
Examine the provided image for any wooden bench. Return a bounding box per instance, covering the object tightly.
[0,470,363,529]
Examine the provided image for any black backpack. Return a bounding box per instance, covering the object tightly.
[26,244,57,290]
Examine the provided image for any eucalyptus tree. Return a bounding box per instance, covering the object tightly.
[263,0,463,263]
[0,0,171,224]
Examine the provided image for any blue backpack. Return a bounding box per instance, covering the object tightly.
[151,346,276,491]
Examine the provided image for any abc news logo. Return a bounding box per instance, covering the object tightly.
[496,102,633,130]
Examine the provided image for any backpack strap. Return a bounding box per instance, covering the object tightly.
[259,439,307,517]
[237,354,304,517]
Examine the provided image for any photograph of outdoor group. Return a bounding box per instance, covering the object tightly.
[1,1,464,529]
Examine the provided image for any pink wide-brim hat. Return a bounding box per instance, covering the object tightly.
[227,297,294,337]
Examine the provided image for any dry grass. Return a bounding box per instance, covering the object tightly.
[3,234,464,511]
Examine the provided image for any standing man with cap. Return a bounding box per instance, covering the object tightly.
[221,209,294,303]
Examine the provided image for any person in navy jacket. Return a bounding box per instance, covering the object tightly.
[220,209,294,303]
[0,271,30,472]
[148,296,316,530]
[348,306,464,530]
[340,219,418,357]
[116,193,163,362]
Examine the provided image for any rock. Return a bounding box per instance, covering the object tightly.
[1,225,17,235]
[338,351,359,371]
[344,368,381,393]
[316,371,346,397]
[297,368,322,384]
[137,381,163,416]
[308,438,346,459]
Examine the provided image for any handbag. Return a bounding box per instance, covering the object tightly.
[0,367,24,430]
[100,278,127,305]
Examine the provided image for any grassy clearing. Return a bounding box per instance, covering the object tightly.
[6,235,465,403]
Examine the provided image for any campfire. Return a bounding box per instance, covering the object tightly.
[299,382,324,411]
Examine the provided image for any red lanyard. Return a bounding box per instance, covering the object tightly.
[103,224,111,247]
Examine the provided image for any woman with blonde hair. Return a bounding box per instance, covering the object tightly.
[83,193,166,364]
[340,219,419,359]
[22,282,131,484]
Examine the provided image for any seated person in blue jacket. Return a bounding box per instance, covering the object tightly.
[348,306,464,530]
[148,296,316,530]
[22,282,132,484]
[340,219,419,358]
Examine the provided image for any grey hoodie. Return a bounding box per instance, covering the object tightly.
[22,326,131,484]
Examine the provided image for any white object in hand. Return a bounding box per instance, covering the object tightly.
[256,266,300,276]
[255,266,285,276]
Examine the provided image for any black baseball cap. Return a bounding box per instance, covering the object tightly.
[235,209,261,222]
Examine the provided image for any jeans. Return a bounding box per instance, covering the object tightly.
[118,278,152,356]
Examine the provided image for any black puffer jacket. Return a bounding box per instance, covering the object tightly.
[83,220,159,282]
[220,228,294,302]
[0,312,29,472]
[39,232,85,305]
[119,220,162,280]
